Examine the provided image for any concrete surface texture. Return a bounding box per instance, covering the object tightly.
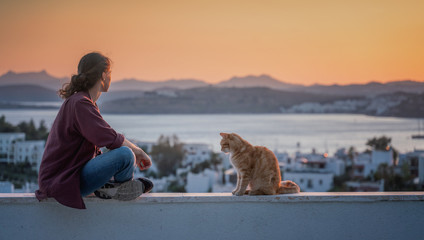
[1,192,424,240]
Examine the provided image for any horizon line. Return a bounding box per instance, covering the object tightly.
[0,69,422,87]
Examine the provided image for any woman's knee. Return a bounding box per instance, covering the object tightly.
[115,146,135,167]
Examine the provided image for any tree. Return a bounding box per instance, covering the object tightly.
[0,115,18,132]
[0,115,49,141]
[37,120,49,140]
[373,163,415,191]
[347,146,356,162]
[366,136,391,151]
[150,135,184,177]
[366,136,398,164]
[167,180,186,192]
[209,152,222,170]
[191,161,211,174]
[18,119,37,140]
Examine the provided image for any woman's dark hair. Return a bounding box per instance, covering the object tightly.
[58,52,111,99]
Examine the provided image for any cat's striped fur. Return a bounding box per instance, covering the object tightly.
[220,132,300,196]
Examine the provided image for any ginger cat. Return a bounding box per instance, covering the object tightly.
[220,132,300,196]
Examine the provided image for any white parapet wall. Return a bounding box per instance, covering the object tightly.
[1,192,424,240]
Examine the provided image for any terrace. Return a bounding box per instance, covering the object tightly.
[1,192,423,240]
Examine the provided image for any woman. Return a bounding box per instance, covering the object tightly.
[35,52,153,209]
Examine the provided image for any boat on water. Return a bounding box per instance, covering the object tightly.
[412,119,424,139]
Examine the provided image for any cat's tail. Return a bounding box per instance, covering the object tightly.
[277,180,300,194]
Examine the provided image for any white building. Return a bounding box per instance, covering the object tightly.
[352,152,370,178]
[353,150,393,179]
[0,133,25,163]
[0,133,45,171]
[399,150,424,186]
[284,171,334,192]
[275,151,294,170]
[13,140,45,170]
[0,181,14,193]
[155,88,177,97]
[372,150,394,166]
[326,157,346,176]
[182,143,213,167]
[289,151,345,177]
[345,180,384,192]
[186,169,216,193]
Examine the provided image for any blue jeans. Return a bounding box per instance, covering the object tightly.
[80,146,136,196]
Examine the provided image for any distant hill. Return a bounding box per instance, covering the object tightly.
[1,76,423,118]
[302,80,424,96]
[216,74,301,90]
[99,87,424,118]
[0,70,68,90]
[0,85,61,102]
[111,75,424,96]
[281,91,424,118]
[0,71,424,111]
[97,90,146,103]
[111,78,209,91]
[380,92,424,118]
[100,86,349,114]
[1,70,424,105]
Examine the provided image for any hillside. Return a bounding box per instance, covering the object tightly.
[0,85,61,102]
[99,87,424,117]
[111,78,209,91]
[216,74,300,90]
[100,87,350,114]
[0,70,68,90]
[302,80,424,96]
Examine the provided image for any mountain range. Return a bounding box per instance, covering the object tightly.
[0,70,68,91]
[0,70,423,117]
[1,70,423,97]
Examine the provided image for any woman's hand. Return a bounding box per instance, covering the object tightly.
[122,138,152,171]
[133,148,152,170]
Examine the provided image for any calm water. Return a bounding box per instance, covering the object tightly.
[1,109,422,154]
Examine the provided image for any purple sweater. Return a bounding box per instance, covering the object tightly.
[35,91,124,209]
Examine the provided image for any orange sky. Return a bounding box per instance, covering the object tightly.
[0,0,423,85]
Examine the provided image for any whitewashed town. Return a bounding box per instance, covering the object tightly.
[1,131,424,194]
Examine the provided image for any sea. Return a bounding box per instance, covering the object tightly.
[1,109,423,155]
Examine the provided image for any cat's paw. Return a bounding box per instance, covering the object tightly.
[232,190,237,195]
[234,191,245,196]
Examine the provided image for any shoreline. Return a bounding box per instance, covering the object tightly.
[0,106,422,120]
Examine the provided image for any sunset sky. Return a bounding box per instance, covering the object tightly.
[0,0,423,85]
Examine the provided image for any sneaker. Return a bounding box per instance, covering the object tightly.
[94,179,145,201]
[137,177,154,193]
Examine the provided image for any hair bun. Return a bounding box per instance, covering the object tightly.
[78,73,86,80]
[58,52,110,99]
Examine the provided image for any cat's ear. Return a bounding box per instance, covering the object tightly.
[220,132,229,138]
[229,133,238,140]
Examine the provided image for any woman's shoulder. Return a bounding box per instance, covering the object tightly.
[61,92,97,114]
[67,91,93,104]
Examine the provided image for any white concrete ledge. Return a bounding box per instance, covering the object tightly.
[1,192,424,240]
[1,192,424,204]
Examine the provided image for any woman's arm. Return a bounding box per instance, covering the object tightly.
[122,138,152,170]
